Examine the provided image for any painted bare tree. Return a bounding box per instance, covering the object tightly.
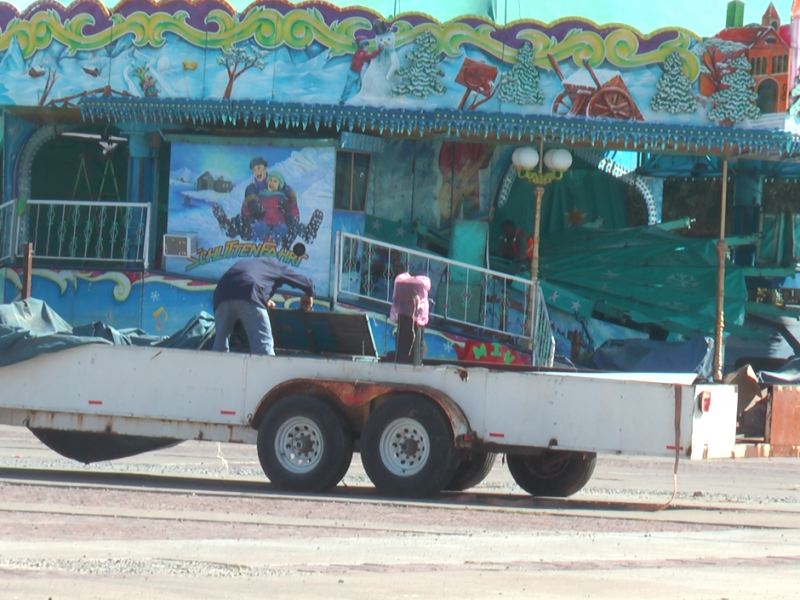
[32,46,66,106]
[217,43,269,100]
[38,68,57,106]
[694,38,747,99]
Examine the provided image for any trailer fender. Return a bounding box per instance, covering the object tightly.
[250,379,472,446]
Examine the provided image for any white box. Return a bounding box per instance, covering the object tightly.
[163,232,197,257]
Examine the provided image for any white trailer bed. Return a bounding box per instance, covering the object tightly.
[0,344,737,498]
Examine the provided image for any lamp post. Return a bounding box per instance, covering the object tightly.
[511,139,572,361]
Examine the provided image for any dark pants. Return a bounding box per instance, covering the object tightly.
[395,314,423,366]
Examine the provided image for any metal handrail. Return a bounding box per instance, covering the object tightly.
[333,231,555,366]
[0,200,15,264]
[12,199,150,267]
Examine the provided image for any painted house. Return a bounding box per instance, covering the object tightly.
[196,171,235,193]
[2,0,800,373]
[708,3,792,113]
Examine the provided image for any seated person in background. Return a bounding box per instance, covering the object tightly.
[501,219,533,265]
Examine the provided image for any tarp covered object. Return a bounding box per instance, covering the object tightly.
[759,356,800,384]
[537,226,748,340]
[590,336,714,379]
[0,299,112,367]
[0,299,216,367]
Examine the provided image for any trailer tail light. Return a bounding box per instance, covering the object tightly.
[698,391,711,413]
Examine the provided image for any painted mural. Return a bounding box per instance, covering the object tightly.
[0,1,793,128]
[368,139,514,233]
[165,142,333,291]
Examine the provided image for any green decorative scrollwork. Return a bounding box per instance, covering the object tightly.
[207,7,369,55]
[604,29,699,80]
[110,10,207,49]
[1,10,112,58]
[0,5,699,71]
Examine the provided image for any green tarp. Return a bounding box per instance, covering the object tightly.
[492,166,629,244]
[535,225,748,339]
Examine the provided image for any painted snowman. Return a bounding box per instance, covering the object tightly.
[353,19,399,104]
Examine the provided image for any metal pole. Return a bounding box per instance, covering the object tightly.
[713,159,728,382]
[21,242,33,299]
[530,184,545,286]
[529,136,546,365]
[529,184,545,366]
[332,231,341,310]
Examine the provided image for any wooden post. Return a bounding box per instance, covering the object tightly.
[713,159,729,382]
[21,242,33,300]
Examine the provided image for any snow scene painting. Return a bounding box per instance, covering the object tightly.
[165,143,335,292]
[0,1,789,130]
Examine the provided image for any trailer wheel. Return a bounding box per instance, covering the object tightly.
[257,394,353,493]
[361,395,460,498]
[444,452,497,491]
[507,451,597,497]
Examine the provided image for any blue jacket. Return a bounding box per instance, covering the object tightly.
[213,258,315,309]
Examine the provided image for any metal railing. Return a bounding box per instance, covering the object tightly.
[530,285,556,367]
[0,200,15,264]
[333,232,555,366]
[14,199,150,267]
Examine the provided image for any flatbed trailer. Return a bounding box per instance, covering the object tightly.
[0,344,737,498]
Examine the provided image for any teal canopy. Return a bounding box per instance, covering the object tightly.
[492,165,630,242]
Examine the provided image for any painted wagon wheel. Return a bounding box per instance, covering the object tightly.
[587,87,636,120]
[552,91,575,117]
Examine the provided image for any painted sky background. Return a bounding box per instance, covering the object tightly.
[1,0,793,37]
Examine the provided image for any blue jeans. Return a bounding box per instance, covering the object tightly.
[340,69,361,103]
[212,299,275,355]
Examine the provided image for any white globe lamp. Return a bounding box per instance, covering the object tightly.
[543,149,573,172]
[513,147,539,170]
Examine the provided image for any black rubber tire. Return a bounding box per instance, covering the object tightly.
[361,394,460,498]
[257,394,353,493]
[507,451,597,497]
[444,452,497,491]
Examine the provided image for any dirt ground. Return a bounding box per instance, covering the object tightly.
[1,426,800,600]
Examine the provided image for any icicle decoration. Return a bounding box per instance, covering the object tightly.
[76,98,800,158]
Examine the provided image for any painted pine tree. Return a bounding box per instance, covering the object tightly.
[707,55,760,125]
[650,51,696,114]
[496,42,544,106]
[789,75,800,116]
[393,31,446,98]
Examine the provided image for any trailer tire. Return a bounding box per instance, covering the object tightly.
[361,394,460,498]
[444,452,497,491]
[257,394,353,493]
[507,451,596,497]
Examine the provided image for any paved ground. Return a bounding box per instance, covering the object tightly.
[1,425,799,599]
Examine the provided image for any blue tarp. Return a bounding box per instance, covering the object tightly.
[589,336,714,379]
[759,357,800,384]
